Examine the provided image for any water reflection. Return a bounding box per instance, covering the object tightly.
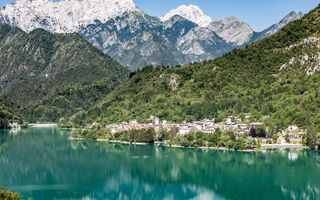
[0,128,320,200]
[83,171,223,200]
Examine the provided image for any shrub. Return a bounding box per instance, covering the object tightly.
[0,187,22,200]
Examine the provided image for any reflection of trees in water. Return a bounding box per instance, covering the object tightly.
[0,128,320,200]
[99,145,320,200]
[84,170,222,200]
[80,142,320,200]
[0,130,15,154]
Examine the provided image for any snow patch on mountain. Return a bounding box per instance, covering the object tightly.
[0,0,139,33]
[160,5,212,27]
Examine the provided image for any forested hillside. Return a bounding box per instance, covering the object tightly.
[0,99,25,129]
[71,5,320,131]
[0,24,129,122]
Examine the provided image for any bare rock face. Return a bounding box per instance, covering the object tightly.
[208,17,254,46]
[0,0,139,33]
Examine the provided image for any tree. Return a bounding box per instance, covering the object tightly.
[181,138,192,147]
[157,126,165,141]
[285,134,290,143]
[71,128,79,138]
[58,117,72,128]
[220,132,231,148]
[267,124,277,138]
[256,125,267,138]
[208,133,220,147]
[306,125,319,149]
[81,129,89,137]
[140,128,156,143]
[269,134,277,144]
[249,128,256,138]
[169,126,179,142]
[0,118,9,129]
[184,133,196,147]
[233,139,246,150]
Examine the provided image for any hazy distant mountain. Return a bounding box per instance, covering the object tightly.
[0,0,302,70]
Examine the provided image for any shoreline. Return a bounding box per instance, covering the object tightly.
[260,143,304,149]
[69,137,150,145]
[28,124,58,127]
[68,136,306,151]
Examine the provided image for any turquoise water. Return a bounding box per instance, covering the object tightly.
[0,128,320,200]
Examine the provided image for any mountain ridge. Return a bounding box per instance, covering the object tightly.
[0,0,303,70]
[249,11,303,44]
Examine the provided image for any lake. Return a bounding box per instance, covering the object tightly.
[0,128,320,200]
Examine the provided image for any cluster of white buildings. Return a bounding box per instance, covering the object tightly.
[103,114,270,136]
[282,125,306,140]
[97,114,307,141]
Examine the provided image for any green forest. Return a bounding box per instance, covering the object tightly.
[0,99,26,129]
[69,5,320,132]
[0,24,128,123]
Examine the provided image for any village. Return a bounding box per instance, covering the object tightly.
[96,114,307,145]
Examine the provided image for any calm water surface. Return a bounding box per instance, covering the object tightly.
[0,128,320,200]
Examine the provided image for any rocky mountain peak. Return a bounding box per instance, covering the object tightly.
[160,4,212,27]
[209,16,254,46]
[0,0,139,33]
[257,11,303,39]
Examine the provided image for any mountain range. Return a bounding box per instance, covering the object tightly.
[0,0,317,132]
[70,4,320,132]
[0,0,303,70]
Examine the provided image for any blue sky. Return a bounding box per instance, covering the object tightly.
[1,0,319,31]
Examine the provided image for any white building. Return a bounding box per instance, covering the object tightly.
[288,125,299,132]
[155,117,160,125]
[226,117,233,124]
[238,124,248,129]
[249,122,264,129]
[202,127,215,134]
[9,122,20,129]
[179,127,192,135]
[202,119,215,126]
[129,119,138,125]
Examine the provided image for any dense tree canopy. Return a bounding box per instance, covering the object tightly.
[0,24,128,123]
[0,99,25,129]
